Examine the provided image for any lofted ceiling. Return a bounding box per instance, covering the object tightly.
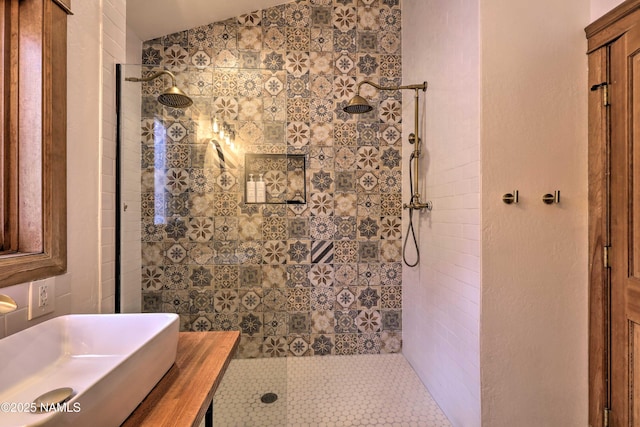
[127,0,291,41]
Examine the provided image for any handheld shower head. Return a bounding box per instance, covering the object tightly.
[125,70,193,109]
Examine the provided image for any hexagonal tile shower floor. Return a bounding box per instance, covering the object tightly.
[211,354,452,426]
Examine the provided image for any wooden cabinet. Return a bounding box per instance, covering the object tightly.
[587,1,640,426]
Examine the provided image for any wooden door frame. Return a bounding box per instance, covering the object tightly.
[586,1,640,425]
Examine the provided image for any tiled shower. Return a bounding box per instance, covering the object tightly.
[129,0,405,359]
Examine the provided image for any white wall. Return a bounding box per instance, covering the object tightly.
[0,0,126,337]
[591,0,625,20]
[100,0,127,312]
[120,27,143,313]
[402,1,481,426]
[480,0,589,425]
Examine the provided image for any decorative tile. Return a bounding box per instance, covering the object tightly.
[334,122,357,146]
[263,27,286,51]
[287,240,311,264]
[164,242,189,264]
[309,240,333,265]
[380,239,401,262]
[285,3,311,27]
[142,292,162,312]
[237,336,262,358]
[334,333,358,355]
[287,122,311,147]
[310,217,336,240]
[382,310,401,331]
[334,310,358,333]
[212,192,239,216]
[287,264,311,288]
[357,171,378,192]
[262,5,287,28]
[214,290,239,313]
[264,312,288,336]
[334,240,358,263]
[310,170,334,192]
[333,5,357,31]
[380,6,401,31]
[263,288,288,311]
[287,74,310,98]
[289,312,310,334]
[142,266,164,291]
[262,265,288,288]
[288,335,310,357]
[311,334,334,355]
[237,241,263,264]
[139,0,405,358]
[378,98,402,124]
[358,241,379,262]
[311,6,332,28]
[357,216,380,240]
[380,193,402,216]
[380,216,402,240]
[239,266,262,288]
[286,27,311,51]
[357,31,378,52]
[334,216,357,240]
[263,336,288,357]
[355,309,381,332]
[309,52,333,75]
[188,243,215,265]
[240,312,263,336]
[357,332,381,354]
[286,99,310,122]
[214,265,239,288]
[288,288,311,311]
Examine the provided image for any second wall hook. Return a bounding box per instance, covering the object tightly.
[542,191,560,205]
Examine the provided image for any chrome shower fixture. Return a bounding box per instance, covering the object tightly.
[344,79,431,267]
[125,70,193,109]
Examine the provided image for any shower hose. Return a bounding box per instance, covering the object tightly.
[403,151,420,267]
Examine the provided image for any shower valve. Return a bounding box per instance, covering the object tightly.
[403,201,432,211]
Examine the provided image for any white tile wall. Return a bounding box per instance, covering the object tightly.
[101,0,127,312]
[401,1,481,426]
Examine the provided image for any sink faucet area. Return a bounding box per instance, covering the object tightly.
[0,313,179,427]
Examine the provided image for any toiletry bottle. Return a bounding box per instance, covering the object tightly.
[246,174,256,203]
[256,173,266,203]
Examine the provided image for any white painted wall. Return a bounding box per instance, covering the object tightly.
[120,27,143,313]
[480,0,589,425]
[591,0,626,20]
[0,0,126,337]
[101,0,127,313]
[402,1,481,426]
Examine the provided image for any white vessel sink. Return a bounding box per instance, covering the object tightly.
[0,313,179,427]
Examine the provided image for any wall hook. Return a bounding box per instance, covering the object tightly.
[502,190,519,205]
[542,191,560,205]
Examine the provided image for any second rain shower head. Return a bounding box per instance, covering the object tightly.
[125,70,193,109]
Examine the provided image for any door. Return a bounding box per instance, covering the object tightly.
[610,24,640,426]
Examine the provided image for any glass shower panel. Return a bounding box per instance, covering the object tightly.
[116,63,290,425]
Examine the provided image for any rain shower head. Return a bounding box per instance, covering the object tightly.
[125,70,193,109]
[343,80,428,115]
[343,94,373,114]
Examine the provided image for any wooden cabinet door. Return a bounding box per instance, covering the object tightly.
[610,24,640,426]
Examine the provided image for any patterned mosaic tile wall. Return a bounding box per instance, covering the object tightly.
[139,0,403,358]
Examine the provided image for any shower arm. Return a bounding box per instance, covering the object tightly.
[125,70,178,86]
[355,80,431,211]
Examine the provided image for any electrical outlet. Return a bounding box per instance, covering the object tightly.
[28,280,55,320]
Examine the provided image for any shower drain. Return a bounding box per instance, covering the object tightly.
[260,392,278,404]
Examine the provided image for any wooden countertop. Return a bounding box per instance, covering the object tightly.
[122,331,240,427]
